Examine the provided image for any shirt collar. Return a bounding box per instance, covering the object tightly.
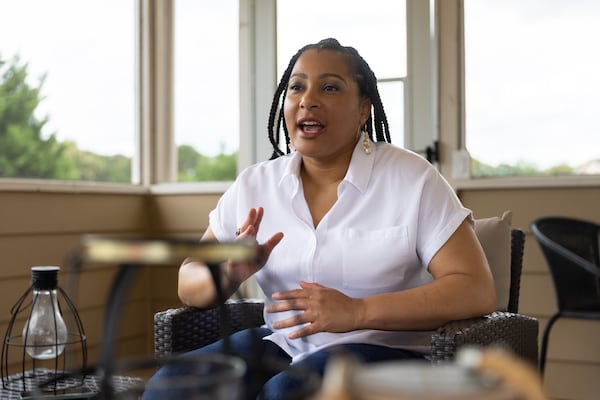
[278,151,302,187]
[343,133,376,193]
[277,133,376,192]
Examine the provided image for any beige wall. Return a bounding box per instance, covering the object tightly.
[0,191,221,374]
[0,191,153,375]
[146,194,221,314]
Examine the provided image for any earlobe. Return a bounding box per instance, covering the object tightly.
[360,98,372,124]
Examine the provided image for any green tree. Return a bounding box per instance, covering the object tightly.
[543,163,574,176]
[178,144,202,180]
[472,159,539,177]
[193,152,237,181]
[64,141,131,182]
[472,157,577,178]
[0,55,77,179]
[2,54,235,183]
[177,145,237,182]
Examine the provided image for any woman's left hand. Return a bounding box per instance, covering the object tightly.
[266,281,363,339]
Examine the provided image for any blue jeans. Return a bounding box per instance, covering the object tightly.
[142,328,426,400]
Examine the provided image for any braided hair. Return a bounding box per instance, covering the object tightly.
[267,38,392,159]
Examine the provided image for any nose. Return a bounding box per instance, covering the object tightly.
[300,87,319,109]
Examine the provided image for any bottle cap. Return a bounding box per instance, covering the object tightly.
[31,266,60,290]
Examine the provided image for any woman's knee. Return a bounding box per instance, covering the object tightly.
[259,370,304,400]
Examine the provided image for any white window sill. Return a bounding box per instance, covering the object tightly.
[149,181,232,195]
[452,175,600,190]
[0,179,148,194]
[3,175,596,195]
[0,179,233,195]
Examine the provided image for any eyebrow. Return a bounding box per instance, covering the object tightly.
[290,72,347,83]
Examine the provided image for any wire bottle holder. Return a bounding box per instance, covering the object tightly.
[1,266,87,395]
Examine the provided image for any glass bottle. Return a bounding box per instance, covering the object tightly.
[22,266,68,360]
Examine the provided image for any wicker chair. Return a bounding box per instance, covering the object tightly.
[154,229,539,366]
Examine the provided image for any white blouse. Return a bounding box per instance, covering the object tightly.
[209,135,471,362]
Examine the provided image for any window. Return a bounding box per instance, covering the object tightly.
[174,0,239,182]
[1,0,436,189]
[0,0,135,183]
[277,0,407,147]
[464,0,600,178]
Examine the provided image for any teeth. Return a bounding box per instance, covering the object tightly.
[302,121,320,126]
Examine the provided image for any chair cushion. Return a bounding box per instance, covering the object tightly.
[474,211,512,311]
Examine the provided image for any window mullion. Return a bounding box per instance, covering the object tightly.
[406,0,437,155]
[153,0,175,183]
[240,0,277,168]
[140,0,175,185]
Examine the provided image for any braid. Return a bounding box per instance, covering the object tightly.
[267,78,288,159]
[267,45,308,159]
[346,46,392,144]
[267,38,392,159]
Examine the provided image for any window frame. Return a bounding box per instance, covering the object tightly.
[437,0,600,190]
[0,0,143,193]
[4,0,591,194]
[0,0,434,194]
[244,0,438,168]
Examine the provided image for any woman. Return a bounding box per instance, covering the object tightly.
[144,38,496,400]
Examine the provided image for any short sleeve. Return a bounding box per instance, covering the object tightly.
[208,180,240,242]
[417,167,472,268]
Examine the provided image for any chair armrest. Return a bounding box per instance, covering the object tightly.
[154,299,265,358]
[155,304,539,368]
[431,311,539,366]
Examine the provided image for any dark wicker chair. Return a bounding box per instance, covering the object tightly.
[155,229,539,366]
[531,217,600,376]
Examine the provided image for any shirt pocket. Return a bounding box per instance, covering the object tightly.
[341,225,412,291]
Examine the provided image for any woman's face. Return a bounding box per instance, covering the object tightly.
[283,49,371,161]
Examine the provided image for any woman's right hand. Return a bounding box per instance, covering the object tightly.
[225,207,284,284]
[178,207,283,308]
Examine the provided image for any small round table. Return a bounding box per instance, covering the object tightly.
[1,369,144,399]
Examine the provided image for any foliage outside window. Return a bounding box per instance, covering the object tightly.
[0,55,132,182]
[0,52,237,182]
[0,0,135,183]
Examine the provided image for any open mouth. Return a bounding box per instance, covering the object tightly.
[299,120,324,134]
